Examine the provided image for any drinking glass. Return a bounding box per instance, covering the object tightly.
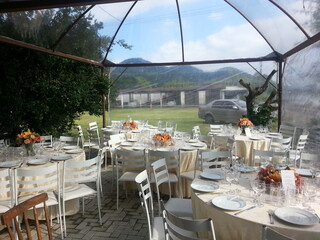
[250,180,265,207]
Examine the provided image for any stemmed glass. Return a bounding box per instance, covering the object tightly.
[250,180,265,207]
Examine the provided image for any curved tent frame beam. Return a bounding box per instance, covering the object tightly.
[175,0,185,62]
[103,1,138,63]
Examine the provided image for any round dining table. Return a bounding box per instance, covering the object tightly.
[191,172,320,240]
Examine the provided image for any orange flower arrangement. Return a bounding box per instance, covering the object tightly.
[123,121,138,130]
[237,117,254,127]
[258,164,303,186]
[152,133,173,146]
[16,129,41,145]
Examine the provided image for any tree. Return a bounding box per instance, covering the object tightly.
[239,70,278,126]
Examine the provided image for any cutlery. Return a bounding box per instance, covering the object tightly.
[234,206,256,215]
[268,209,274,224]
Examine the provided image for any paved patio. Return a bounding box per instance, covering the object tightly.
[0,153,150,240]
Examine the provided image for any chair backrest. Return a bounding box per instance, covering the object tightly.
[253,149,289,166]
[269,137,292,151]
[89,121,98,131]
[59,136,77,145]
[102,130,120,144]
[262,226,294,240]
[16,163,59,198]
[151,158,171,215]
[299,152,320,169]
[199,135,213,149]
[166,122,177,135]
[110,133,126,144]
[158,121,167,131]
[201,149,233,169]
[115,149,146,173]
[162,201,216,240]
[40,135,53,147]
[279,125,296,147]
[135,170,155,240]
[212,135,229,150]
[0,168,14,213]
[209,125,223,135]
[148,149,180,175]
[1,193,53,240]
[63,156,100,185]
[295,134,308,151]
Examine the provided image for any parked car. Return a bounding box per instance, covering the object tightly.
[198,99,247,124]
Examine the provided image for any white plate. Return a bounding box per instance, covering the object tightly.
[132,130,141,133]
[63,146,79,150]
[190,143,205,148]
[66,149,83,154]
[27,159,49,165]
[191,180,219,192]
[295,169,313,177]
[212,196,246,211]
[133,147,145,151]
[181,146,196,151]
[188,139,198,143]
[274,207,319,226]
[120,142,133,146]
[127,139,137,142]
[200,170,225,180]
[157,148,171,152]
[234,164,256,173]
[249,137,264,141]
[268,132,281,136]
[51,155,72,161]
[0,160,22,168]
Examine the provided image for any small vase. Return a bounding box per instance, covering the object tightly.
[24,144,35,156]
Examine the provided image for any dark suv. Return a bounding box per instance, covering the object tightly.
[198,99,247,124]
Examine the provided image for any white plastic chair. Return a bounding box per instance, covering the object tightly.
[0,168,15,214]
[135,170,165,240]
[115,149,146,209]
[262,226,294,240]
[151,158,192,218]
[61,156,102,236]
[15,162,64,238]
[162,201,216,240]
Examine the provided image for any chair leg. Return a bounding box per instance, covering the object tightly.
[116,180,119,209]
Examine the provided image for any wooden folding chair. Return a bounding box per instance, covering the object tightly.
[1,193,52,240]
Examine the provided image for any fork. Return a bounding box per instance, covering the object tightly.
[268,210,274,224]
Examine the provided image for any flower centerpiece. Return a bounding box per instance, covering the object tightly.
[257,164,303,187]
[123,121,138,130]
[16,129,41,156]
[237,117,254,134]
[152,133,174,147]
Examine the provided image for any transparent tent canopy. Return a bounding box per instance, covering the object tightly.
[0,0,319,151]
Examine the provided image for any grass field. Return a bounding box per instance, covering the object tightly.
[74,107,211,135]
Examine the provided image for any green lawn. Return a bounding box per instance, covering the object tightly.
[74,107,211,135]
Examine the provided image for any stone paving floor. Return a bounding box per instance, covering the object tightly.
[0,155,150,240]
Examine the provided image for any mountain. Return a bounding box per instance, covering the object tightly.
[111,58,263,90]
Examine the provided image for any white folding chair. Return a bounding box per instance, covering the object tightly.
[151,159,192,218]
[61,156,102,236]
[148,149,181,197]
[289,134,308,167]
[279,125,296,148]
[262,226,294,240]
[0,168,15,215]
[15,162,63,238]
[135,170,165,240]
[115,149,146,209]
[162,200,216,240]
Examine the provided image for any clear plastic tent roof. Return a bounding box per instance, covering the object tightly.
[0,0,319,67]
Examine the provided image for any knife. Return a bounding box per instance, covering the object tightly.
[234,206,256,216]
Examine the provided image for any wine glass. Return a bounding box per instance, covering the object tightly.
[250,180,265,207]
